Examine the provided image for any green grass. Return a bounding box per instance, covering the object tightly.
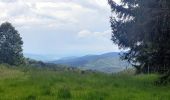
[0,65,170,100]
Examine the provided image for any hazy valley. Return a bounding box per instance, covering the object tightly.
[25,52,130,73]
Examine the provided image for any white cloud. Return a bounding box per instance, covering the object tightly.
[0,0,98,29]
[0,0,117,30]
[77,30,91,38]
[0,0,120,56]
[78,30,112,39]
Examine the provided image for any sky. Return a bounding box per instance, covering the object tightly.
[0,0,120,58]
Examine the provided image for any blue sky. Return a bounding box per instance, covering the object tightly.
[0,0,120,57]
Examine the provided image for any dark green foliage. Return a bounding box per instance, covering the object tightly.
[26,95,37,100]
[108,0,170,76]
[0,22,24,65]
[58,87,72,99]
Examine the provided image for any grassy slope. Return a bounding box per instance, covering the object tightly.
[0,65,170,100]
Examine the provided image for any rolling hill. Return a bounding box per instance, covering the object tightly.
[50,52,130,73]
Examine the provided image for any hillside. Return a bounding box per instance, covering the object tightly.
[51,52,130,73]
[0,65,170,100]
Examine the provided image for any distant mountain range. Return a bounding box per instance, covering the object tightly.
[24,54,59,61]
[50,52,131,73]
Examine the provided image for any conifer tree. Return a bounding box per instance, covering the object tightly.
[108,0,170,75]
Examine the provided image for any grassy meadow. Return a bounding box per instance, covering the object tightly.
[0,65,170,100]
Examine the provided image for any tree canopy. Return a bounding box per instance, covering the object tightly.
[0,22,24,65]
[108,0,170,75]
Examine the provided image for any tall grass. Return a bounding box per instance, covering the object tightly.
[0,64,170,100]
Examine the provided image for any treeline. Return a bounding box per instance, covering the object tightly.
[108,0,170,84]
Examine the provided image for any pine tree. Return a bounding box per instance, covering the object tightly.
[0,22,24,65]
[108,0,170,75]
